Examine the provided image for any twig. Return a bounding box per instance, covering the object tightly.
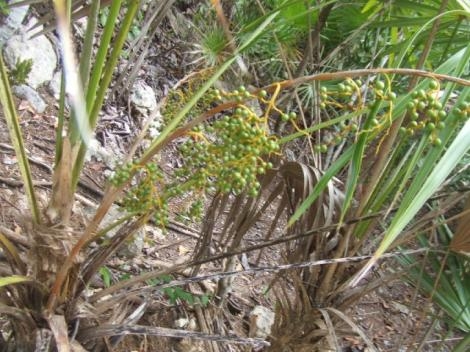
[0,176,51,188]
[78,324,269,347]
[144,248,428,291]
[0,142,52,172]
[261,68,470,93]
[92,248,429,304]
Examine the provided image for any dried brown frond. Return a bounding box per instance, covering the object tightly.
[450,195,470,255]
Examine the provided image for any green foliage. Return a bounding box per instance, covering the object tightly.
[98,3,144,45]
[99,266,113,288]
[197,26,229,67]
[147,275,211,307]
[9,58,33,86]
[398,227,470,333]
[0,0,9,15]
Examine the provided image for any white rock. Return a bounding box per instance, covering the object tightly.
[148,110,164,138]
[130,80,157,113]
[174,318,196,330]
[3,33,57,88]
[12,84,47,113]
[0,1,29,44]
[249,305,275,339]
[145,225,165,241]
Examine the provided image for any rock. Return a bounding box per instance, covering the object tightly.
[249,305,275,339]
[3,33,57,88]
[0,1,29,44]
[174,318,196,330]
[118,229,145,259]
[83,204,146,258]
[148,109,164,138]
[12,84,47,113]
[48,70,62,99]
[130,80,157,113]
[85,139,116,168]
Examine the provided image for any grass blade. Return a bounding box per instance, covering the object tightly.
[0,275,31,288]
[0,231,24,272]
[340,100,382,223]
[0,56,40,223]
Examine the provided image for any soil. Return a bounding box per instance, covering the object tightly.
[0,4,466,352]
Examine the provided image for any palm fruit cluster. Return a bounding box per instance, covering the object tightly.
[400,80,447,146]
[176,86,280,197]
[401,80,470,146]
[109,85,288,227]
[110,161,169,227]
[317,78,396,152]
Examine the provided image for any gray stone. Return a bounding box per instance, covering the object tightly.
[83,203,146,258]
[130,80,156,113]
[85,139,116,169]
[12,84,47,113]
[148,110,163,138]
[249,305,275,339]
[3,33,57,88]
[0,1,29,44]
[96,204,146,258]
[118,229,145,258]
[48,70,62,99]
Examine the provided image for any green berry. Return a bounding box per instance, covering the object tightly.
[429,80,438,89]
[410,111,419,120]
[375,80,385,90]
[426,122,436,131]
[432,101,443,110]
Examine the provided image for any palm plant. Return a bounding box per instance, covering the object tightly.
[0,1,279,350]
[180,0,470,349]
[1,0,470,351]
